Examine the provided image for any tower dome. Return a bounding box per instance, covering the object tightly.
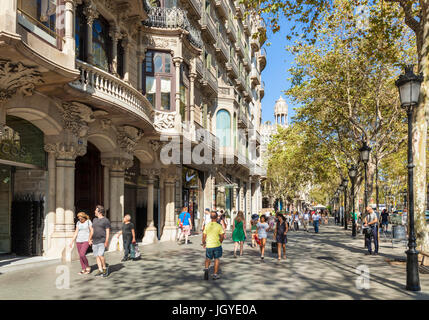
[274,96,288,126]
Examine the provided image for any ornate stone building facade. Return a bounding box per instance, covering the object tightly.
[0,0,265,260]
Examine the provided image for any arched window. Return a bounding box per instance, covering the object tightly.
[216,110,231,147]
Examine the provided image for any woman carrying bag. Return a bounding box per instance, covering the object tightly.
[273,214,288,260]
[70,212,93,275]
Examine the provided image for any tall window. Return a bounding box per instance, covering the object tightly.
[117,39,125,78]
[233,113,237,150]
[37,0,56,33]
[92,16,111,71]
[143,51,174,110]
[216,110,231,147]
[180,63,190,122]
[75,4,86,61]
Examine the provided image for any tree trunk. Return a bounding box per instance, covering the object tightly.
[416,7,429,253]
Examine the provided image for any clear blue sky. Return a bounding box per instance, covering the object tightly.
[260,15,297,125]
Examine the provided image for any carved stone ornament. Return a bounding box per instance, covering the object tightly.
[100,118,112,130]
[154,111,175,131]
[0,60,44,102]
[84,1,99,25]
[58,102,95,137]
[101,157,134,171]
[143,36,176,49]
[149,140,164,152]
[141,168,161,176]
[44,142,86,159]
[117,125,144,154]
[97,0,115,11]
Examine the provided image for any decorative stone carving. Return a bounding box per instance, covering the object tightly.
[154,111,175,131]
[141,168,161,176]
[58,102,95,137]
[44,142,86,160]
[101,157,134,171]
[0,60,43,102]
[84,2,99,25]
[149,140,164,152]
[100,119,112,130]
[116,125,144,154]
[97,0,115,11]
[142,36,177,49]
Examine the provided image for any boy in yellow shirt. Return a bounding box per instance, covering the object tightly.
[202,211,225,280]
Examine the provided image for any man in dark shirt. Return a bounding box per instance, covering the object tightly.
[381,209,389,232]
[89,205,111,277]
[118,214,136,262]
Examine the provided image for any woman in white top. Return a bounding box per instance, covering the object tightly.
[70,212,93,274]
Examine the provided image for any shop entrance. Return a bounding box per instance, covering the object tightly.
[75,142,104,221]
[0,115,47,256]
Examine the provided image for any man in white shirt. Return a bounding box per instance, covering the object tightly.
[302,211,310,232]
[364,206,379,255]
[312,211,321,233]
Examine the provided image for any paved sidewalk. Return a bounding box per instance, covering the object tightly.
[0,223,428,300]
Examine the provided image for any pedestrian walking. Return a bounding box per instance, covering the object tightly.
[250,215,258,248]
[293,211,300,231]
[70,212,93,275]
[364,206,379,255]
[217,212,227,239]
[117,214,136,262]
[312,211,321,233]
[257,215,270,259]
[89,205,111,278]
[178,207,192,245]
[202,211,225,280]
[232,211,247,258]
[302,211,310,232]
[273,214,288,260]
[381,209,389,233]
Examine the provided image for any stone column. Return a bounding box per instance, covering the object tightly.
[160,177,177,242]
[0,0,17,34]
[109,27,121,76]
[173,57,183,127]
[46,151,56,250]
[103,165,110,211]
[102,158,133,236]
[142,175,158,244]
[84,3,98,64]
[63,0,76,56]
[189,72,196,125]
[137,53,144,91]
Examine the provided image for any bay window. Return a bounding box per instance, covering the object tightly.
[143,51,174,110]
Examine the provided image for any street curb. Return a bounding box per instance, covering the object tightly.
[0,258,61,274]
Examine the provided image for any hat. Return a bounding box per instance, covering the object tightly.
[205,208,210,211]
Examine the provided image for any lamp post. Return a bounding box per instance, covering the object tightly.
[395,65,422,292]
[338,185,344,226]
[348,165,357,236]
[401,188,407,211]
[359,141,371,218]
[342,178,348,230]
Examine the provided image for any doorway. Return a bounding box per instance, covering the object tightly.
[75,142,104,221]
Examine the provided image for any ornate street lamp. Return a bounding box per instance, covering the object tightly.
[342,178,348,230]
[396,65,423,292]
[359,141,371,217]
[338,185,344,226]
[348,165,358,236]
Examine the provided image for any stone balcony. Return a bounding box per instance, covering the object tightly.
[215,36,229,62]
[258,47,267,71]
[259,81,265,99]
[226,57,239,79]
[181,0,202,19]
[69,59,154,126]
[215,0,229,20]
[227,17,237,43]
[243,15,251,36]
[250,36,260,52]
[250,67,260,86]
[235,1,245,18]
[201,10,217,44]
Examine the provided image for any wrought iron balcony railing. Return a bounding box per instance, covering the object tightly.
[143,7,203,48]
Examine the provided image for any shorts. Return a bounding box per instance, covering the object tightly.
[182,225,191,236]
[206,246,223,260]
[382,221,388,226]
[92,243,106,257]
